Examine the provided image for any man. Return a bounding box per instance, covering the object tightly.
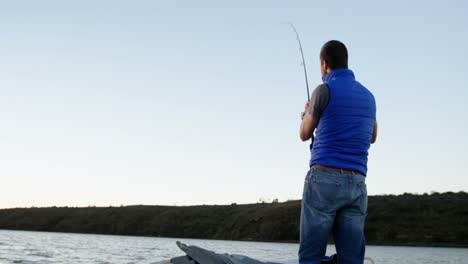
[298,40,377,264]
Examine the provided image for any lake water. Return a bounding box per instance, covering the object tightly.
[0,230,467,263]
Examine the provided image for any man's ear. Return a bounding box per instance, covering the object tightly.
[321,59,329,72]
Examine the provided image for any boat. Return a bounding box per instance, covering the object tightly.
[155,241,338,264]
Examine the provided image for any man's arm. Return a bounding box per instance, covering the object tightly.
[299,84,329,142]
[300,108,318,141]
[371,120,378,144]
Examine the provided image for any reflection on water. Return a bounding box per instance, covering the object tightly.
[0,230,467,264]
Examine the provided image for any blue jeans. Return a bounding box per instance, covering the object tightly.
[299,167,368,264]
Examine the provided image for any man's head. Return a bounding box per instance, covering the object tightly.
[320,40,348,76]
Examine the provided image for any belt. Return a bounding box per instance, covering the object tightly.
[311,164,364,176]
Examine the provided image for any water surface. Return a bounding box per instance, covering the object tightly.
[0,230,467,263]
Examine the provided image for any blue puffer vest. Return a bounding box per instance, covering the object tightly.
[310,68,376,176]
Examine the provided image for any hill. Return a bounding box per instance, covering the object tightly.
[0,192,467,247]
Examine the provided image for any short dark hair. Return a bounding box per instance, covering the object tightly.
[320,40,348,69]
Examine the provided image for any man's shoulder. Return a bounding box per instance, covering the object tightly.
[315,83,329,91]
[312,83,330,98]
[353,81,374,96]
[355,82,377,111]
[309,84,331,118]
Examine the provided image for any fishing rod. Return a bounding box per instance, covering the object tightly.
[287,23,315,145]
[287,23,310,101]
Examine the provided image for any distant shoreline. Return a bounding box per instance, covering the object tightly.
[1,192,467,248]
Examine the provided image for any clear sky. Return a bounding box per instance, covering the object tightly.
[1,0,467,208]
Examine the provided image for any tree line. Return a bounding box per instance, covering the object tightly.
[0,192,466,247]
